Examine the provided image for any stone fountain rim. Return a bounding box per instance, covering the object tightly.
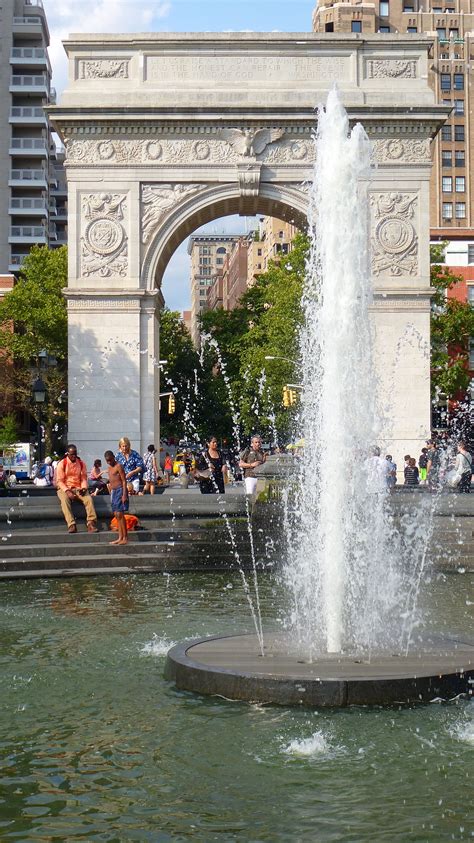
[164,632,474,708]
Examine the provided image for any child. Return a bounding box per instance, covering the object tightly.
[164,452,173,485]
[404,457,419,486]
[104,450,129,545]
[418,447,428,484]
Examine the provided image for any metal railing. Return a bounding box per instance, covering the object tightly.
[10,197,47,210]
[11,47,46,59]
[10,137,47,151]
[10,106,45,120]
[10,225,46,238]
[11,74,47,87]
[10,168,47,181]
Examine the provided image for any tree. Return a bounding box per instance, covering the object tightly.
[159,308,200,440]
[430,243,474,398]
[199,233,310,442]
[0,414,18,455]
[0,246,68,454]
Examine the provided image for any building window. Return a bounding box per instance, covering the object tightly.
[442,176,452,192]
[454,125,465,141]
[379,0,389,15]
[455,150,465,167]
[468,247,474,265]
[442,149,452,167]
[449,28,459,38]
[216,247,226,254]
[455,202,466,218]
[351,20,362,32]
[442,202,453,219]
[440,73,451,91]
[216,258,224,265]
[454,99,464,115]
[407,26,417,32]
[379,25,390,32]
[403,4,414,10]
[441,125,452,141]
[456,176,465,192]
[257,249,262,255]
[437,28,447,39]
[432,6,442,11]
[454,73,464,90]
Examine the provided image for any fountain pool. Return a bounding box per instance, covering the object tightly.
[0,573,472,841]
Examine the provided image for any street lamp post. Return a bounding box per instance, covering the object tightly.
[32,376,46,464]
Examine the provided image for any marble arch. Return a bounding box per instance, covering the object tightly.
[50,32,447,465]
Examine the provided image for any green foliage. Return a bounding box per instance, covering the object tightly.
[0,246,67,361]
[0,246,68,454]
[159,308,200,439]
[0,414,18,453]
[199,233,309,441]
[430,243,474,398]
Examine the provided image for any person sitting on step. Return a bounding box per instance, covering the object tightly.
[55,444,98,534]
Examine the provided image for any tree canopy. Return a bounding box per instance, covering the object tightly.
[430,243,474,399]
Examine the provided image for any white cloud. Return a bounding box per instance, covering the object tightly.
[43,0,171,93]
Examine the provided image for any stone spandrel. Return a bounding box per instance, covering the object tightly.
[144,54,352,86]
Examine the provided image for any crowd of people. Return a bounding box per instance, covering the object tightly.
[369,439,473,492]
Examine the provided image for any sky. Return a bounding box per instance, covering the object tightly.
[42,0,316,310]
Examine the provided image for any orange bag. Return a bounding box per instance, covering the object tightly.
[110,514,139,531]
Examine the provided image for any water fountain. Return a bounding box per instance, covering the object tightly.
[165,90,474,706]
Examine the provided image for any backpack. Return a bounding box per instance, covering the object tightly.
[38,464,47,479]
[110,514,139,532]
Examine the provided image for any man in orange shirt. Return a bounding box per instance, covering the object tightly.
[56,443,98,534]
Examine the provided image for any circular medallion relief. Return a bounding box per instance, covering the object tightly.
[98,141,115,160]
[291,140,309,160]
[85,218,124,256]
[375,217,415,255]
[146,140,162,160]
[194,141,210,161]
[385,139,404,160]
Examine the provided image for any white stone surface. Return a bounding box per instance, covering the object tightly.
[49,33,446,466]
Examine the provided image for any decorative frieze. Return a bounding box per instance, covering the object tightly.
[80,193,128,278]
[372,138,431,165]
[141,184,204,245]
[78,59,130,79]
[371,193,418,277]
[367,59,417,79]
[66,137,240,165]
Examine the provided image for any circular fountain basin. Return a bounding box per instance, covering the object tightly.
[165,632,474,707]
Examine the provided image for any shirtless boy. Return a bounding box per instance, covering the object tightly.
[104,450,129,545]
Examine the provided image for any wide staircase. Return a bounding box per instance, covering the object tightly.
[0,486,263,579]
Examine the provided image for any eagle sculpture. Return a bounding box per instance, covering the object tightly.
[218,128,285,157]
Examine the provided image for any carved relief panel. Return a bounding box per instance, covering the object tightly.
[370,192,418,278]
[80,192,128,278]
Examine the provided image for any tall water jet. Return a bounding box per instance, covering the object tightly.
[166,89,474,706]
[285,88,402,658]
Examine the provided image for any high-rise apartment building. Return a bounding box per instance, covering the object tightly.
[1,0,63,274]
[187,234,242,345]
[312,0,473,242]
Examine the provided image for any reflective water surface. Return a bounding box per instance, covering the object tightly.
[0,572,472,841]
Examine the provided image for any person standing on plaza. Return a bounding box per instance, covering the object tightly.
[385,454,397,489]
[115,437,145,495]
[454,441,472,493]
[427,440,442,491]
[239,434,266,496]
[56,444,98,534]
[195,436,226,494]
[143,444,160,495]
[418,447,428,485]
[404,457,419,486]
[163,452,173,485]
[104,450,129,545]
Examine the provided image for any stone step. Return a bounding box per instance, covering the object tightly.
[0,538,248,561]
[0,551,258,576]
[0,553,263,580]
[0,526,247,547]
